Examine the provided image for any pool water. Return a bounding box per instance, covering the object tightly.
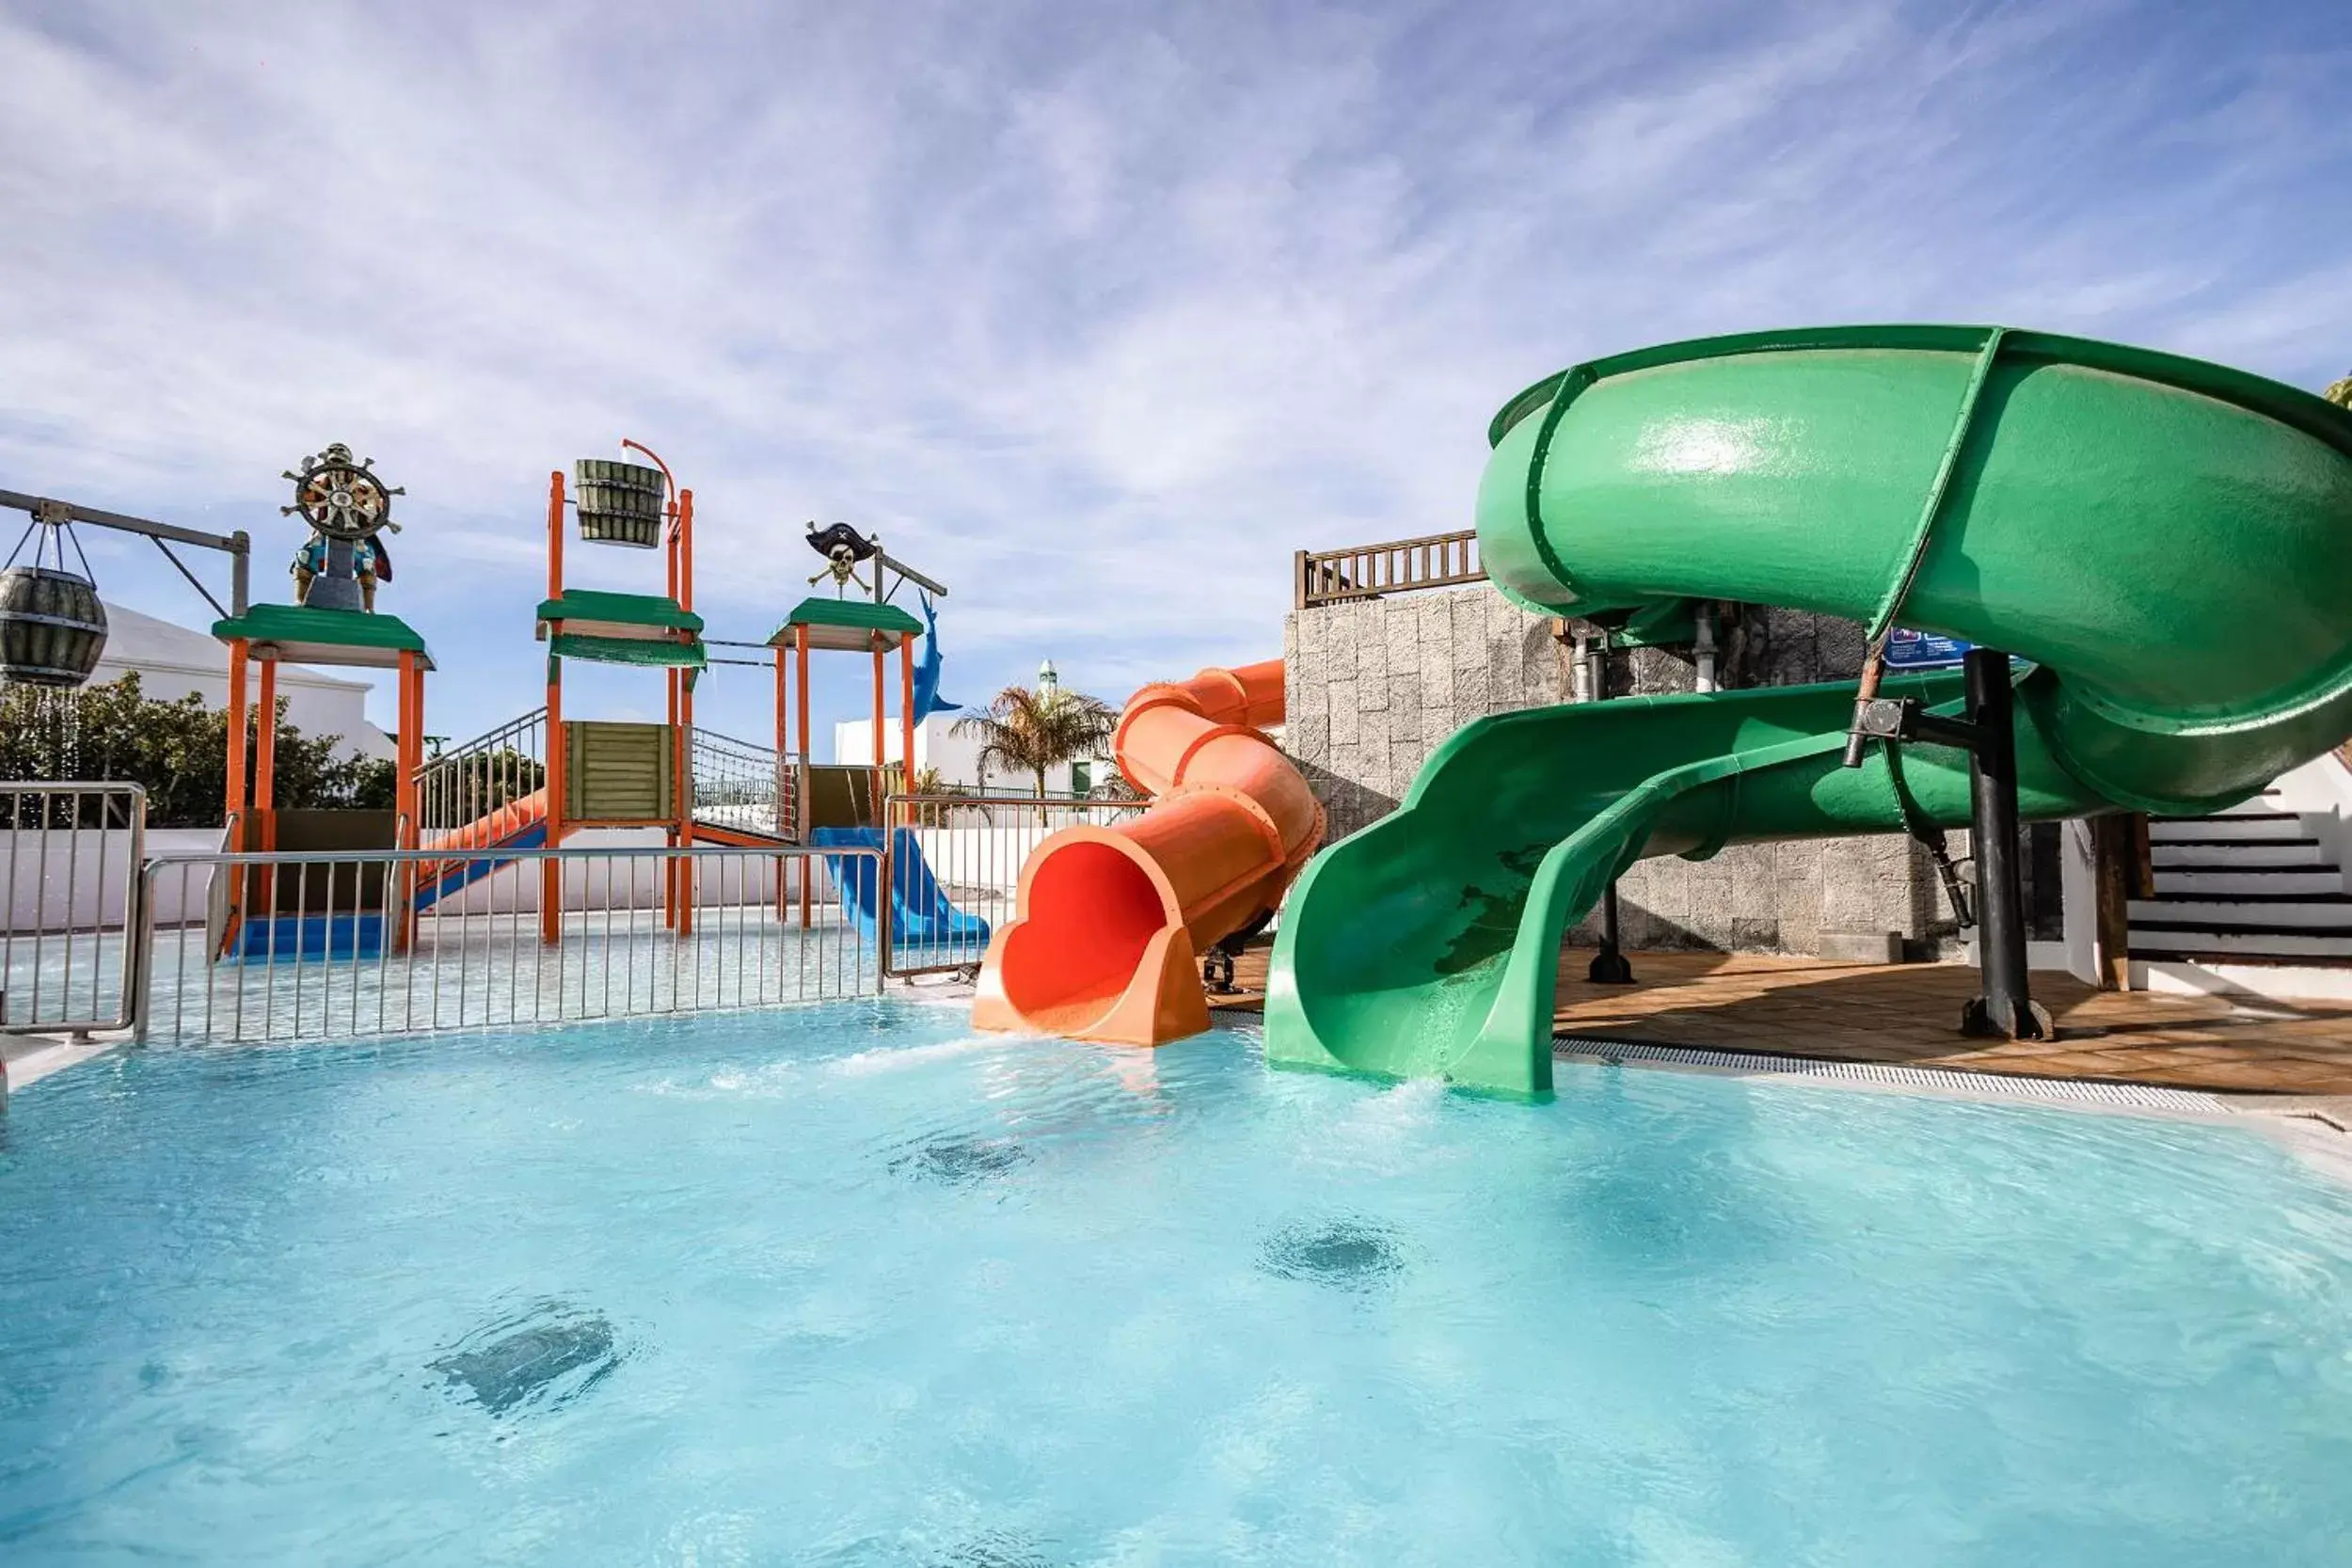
[4,1004,2351,1565]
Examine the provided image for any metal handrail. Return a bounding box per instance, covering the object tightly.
[2,782,147,1037]
[878,790,1147,977]
[415,706,548,833]
[135,839,882,1045]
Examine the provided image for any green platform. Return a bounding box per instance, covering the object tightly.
[773,597,924,653]
[537,590,706,669]
[1266,325,2352,1097]
[211,604,434,671]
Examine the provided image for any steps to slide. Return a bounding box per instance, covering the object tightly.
[972,660,1322,1045]
[2134,755,2352,974]
[1267,325,2352,1096]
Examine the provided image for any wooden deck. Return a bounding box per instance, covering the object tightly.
[1212,945,2352,1098]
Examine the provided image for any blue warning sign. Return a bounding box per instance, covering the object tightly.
[1883,627,1974,669]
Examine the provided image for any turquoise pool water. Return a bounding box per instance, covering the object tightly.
[4,1003,2350,1564]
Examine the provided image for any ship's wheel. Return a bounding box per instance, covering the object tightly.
[282,443,404,540]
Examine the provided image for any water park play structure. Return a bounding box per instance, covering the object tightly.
[408,450,983,958]
[972,659,1321,1042]
[1253,325,2352,1095]
[2,435,994,1033]
[149,441,980,962]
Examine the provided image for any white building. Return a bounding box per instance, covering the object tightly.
[832,657,1116,795]
[89,600,394,760]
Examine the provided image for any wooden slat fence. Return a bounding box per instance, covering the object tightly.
[1295,530,1484,609]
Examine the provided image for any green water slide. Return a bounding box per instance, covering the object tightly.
[1264,325,2352,1097]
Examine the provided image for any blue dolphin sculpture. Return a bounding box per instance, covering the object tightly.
[912,592,961,721]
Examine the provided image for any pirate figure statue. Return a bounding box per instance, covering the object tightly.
[805,521,878,594]
[285,443,402,612]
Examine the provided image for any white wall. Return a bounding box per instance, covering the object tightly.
[5,826,861,934]
[833,713,1111,794]
[421,829,833,915]
[9,827,224,931]
[90,601,393,761]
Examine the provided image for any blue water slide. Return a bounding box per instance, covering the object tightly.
[809,826,991,960]
[412,818,548,912]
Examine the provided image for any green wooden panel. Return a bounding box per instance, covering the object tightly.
[564,721,677,823]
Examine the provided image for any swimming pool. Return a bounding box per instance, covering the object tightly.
[4,1004,2350,1564]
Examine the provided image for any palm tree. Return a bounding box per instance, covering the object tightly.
[2326,372,2352,409]
[953,682,1116,812]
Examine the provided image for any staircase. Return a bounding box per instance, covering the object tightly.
[416,707,548,835]
[2131,780,2352,978]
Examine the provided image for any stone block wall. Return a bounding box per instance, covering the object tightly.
[1281,586,1565,842]
[1578,606,1970,958]
[1283,591,1976,960]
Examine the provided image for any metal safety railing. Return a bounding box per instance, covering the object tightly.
[135,841,880,1045]
[1295,529,1483,609]
[691,727,797,842]
[417,706,548,833]
[881,791,1147,977]
[2,783,147,1036]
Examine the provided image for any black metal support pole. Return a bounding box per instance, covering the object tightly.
[1578,626,1636,986]
[1588,880,1635,984]
[1960,647,2047,1039]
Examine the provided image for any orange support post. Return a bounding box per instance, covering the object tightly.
[774,643,790,918]
[870,639,885,784]
[662,490,678,925]
[408,655,424,851]
[898,636,916,817]
[224,638,249,847]
[222,638,249,946]
[673,691,692,935]
[255,656,278,917]
[394,650,421,954]
[672,488,697,936]
[541,470,565,945]
[255,657,278,847]
[872,637,889,957]
[643,441,685,919]
[796,624,812,929]
[394,649,421,847]
[547,468,564,606]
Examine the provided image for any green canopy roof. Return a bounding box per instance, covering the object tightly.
[537,589,705,642]
[212,604,435,671]
[771,596,925,653]
[548,632,707,671]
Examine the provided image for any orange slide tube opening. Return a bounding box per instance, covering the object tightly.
[973,658,1321,1047]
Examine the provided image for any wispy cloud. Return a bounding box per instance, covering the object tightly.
[2,0,2347,742]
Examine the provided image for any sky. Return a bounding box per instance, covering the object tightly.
[3,0,2348,752]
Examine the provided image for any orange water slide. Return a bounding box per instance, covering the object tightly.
[972,659,1323,1044]
[413,787,550,902]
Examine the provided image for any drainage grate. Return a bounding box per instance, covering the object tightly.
[1552,1037,2233,1114]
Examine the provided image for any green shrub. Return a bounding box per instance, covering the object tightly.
[0,672,394,827]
